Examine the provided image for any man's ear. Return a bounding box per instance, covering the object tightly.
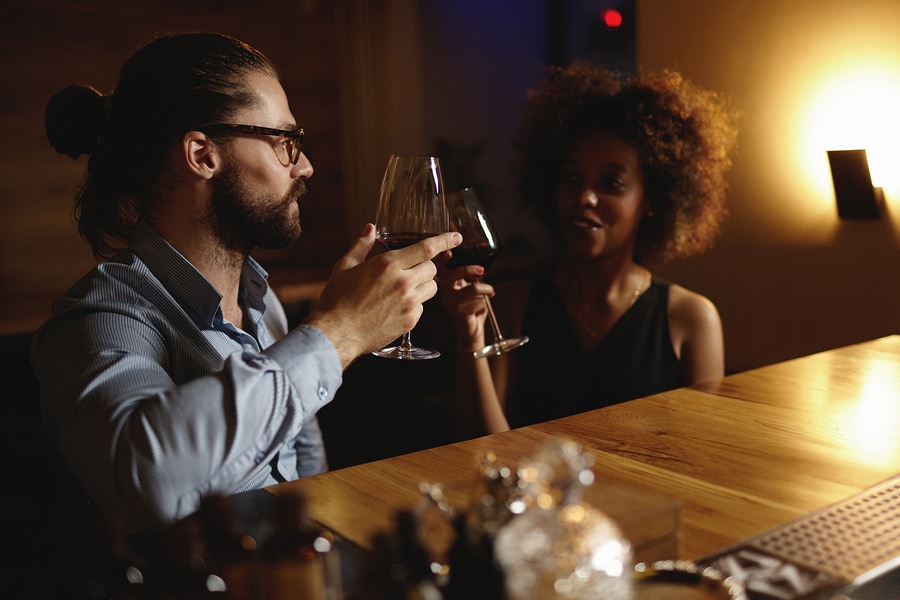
[181,131,220,179]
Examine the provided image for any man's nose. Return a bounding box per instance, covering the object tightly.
[292,152,314,179]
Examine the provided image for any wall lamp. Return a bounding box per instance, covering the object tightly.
[827,149,884,219]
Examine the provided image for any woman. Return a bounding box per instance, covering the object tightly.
[440,63,739,436]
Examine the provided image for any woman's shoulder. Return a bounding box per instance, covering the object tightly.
[664,281,725,381]
[666,282,721,330]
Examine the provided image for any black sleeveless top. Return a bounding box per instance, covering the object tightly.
[507,274,684,428]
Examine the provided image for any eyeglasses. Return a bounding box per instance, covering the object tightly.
[200,123,305,166]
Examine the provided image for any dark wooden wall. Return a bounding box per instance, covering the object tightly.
[0,0,347,334]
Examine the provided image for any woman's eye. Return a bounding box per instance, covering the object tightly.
[558,170,581,185]
[598,175,627,191]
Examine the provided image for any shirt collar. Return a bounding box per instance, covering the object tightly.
[129,220,271,328]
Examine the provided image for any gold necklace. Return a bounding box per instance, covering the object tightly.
[567,305,602,341]
[566,274,650,341]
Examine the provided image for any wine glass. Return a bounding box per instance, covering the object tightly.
[372,155,449,360]
[446,187,529,358]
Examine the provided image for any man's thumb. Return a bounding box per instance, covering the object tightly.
[333,223,376,272]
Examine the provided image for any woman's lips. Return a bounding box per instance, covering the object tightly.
[572,214,602,229]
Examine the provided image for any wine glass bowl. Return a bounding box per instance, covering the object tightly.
[372,155,448,360]
[446,188,529,358]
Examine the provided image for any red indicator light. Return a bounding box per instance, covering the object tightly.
[602,8,623,29]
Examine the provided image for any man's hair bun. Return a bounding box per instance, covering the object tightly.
[45,84,107,159]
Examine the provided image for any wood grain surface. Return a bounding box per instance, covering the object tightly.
[269,335,900,561]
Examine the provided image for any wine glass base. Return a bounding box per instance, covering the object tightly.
[372,345,442,360]
[473,336,529,358]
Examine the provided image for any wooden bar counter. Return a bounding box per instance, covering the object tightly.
[268,335,900,562]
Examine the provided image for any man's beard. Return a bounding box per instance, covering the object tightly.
[210,161,306,251]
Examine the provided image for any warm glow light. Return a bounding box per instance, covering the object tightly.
[799,62,900,202]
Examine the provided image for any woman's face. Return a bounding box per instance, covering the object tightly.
[555,129,650,260]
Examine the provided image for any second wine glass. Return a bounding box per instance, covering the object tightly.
[373,155,448,360]
[446,188,529,358]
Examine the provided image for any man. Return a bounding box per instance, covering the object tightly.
[34,31,460,534]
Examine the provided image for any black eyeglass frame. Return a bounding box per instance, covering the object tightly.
[199,123,305,166]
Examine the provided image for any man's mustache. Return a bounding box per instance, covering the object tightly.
[288,179,307,204]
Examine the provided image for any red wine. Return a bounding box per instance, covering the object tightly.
[446,242,496,270]
[377,232,437,251]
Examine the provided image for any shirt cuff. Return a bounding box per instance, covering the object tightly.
[266,324,343,414]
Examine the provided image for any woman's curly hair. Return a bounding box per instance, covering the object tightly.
[512,62,739,266]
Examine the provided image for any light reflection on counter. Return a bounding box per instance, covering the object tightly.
[844,359,900,466]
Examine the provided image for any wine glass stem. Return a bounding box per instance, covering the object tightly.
[398,330,415,352]
[483,296,506,343]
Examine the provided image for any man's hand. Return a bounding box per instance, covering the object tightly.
[305,224,462,367]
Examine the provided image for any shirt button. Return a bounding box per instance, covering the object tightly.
[317,385,328,401]
[255,451,266,465]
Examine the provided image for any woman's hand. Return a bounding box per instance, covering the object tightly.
[435,252,493,353]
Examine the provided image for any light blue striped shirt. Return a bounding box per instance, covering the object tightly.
[31,220,342,526]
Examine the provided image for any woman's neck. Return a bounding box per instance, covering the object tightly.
[555,255,653,349]
[556,254,648,307]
